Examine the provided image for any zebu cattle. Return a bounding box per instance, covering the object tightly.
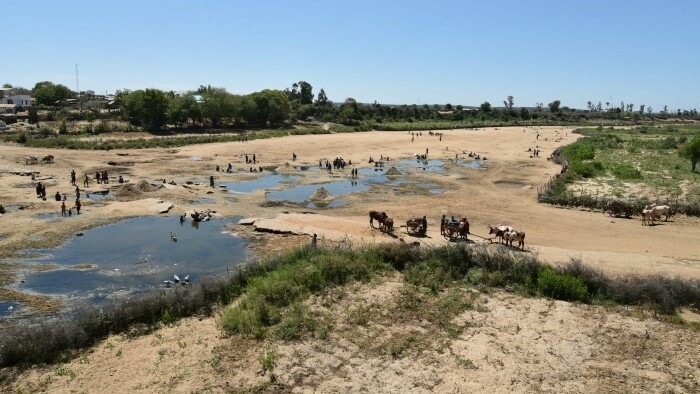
[25,156,38,165]
[646,203,671,221]
[488,224,513,244]
[383,217,394,234]
[42,155,54,163]
[369,210,387,228]
[503,230,526,250]
[641,207,659,226]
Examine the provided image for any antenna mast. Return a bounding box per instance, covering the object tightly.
[75,63,80,98]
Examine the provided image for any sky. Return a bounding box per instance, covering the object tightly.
[3,0,698,111]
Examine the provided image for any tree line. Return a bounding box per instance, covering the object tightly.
[4,82,699,131]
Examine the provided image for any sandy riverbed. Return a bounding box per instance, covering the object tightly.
[3,126,700,392]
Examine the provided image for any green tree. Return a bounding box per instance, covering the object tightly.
[679,136,700,172]
[297,81,313,105]
[246,90,291,126]
[124,89,169,130]
[33,81,73,106]
[504,96,514,113]
[201,90,235,127]
[520,107,530,120]
[169,94,202,127]
[480,101,492,113]
[548,100,561,113]
[84,110,99,132]
[315,88,330,106]
[285,81,314,105]
[28,106,39,124]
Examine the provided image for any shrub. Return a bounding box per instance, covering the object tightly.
[570,160,604,178]
[94,121,111,134]
[561,139,596,161]
[38,127,55,138]
[58,119,68,135]
[272,303,322,340]
[2,244,699,369]
[661,137,678,149]
[610,164,642,180]
[16,132,28,144]
[537,267,589,302]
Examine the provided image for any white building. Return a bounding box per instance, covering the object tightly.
[0,88,32,109]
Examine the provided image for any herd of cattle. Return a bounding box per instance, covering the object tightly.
[604,200,673,225]
[369,201,672,251]
[25,155,54,165]
[640,203,672,226]
[368,210,527,250]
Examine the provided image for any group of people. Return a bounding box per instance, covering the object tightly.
[245,154,257,164]
[35,182,47,200]
[60,198,81,217]
[331,157,348,170]
[95,170,109,184]
[409,131,423,142]
[440,215,470,236]
[216,163,235,173]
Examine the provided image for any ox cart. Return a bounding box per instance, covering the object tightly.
[406,217,427,236]
[604,200,634,218]
[443,218,469,241]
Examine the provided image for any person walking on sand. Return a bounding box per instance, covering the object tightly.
[440,215,446,236]
[61,201,66,217]
[83,174,89,187]
[75,186,80,200]
[74,199,81,215]
[210,175,214,187]
[70,169,76,186]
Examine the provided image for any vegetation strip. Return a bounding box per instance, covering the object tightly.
[1,244,698,369]
[539,124,700,215]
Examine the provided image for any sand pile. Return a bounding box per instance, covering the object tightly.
[114,180,160,199]
[385,167,402,176]
[275,162,296,172]
[309,187,332,201]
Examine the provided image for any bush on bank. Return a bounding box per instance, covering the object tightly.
[1,243,698,369]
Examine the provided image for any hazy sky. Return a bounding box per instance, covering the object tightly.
[4,0,698,111]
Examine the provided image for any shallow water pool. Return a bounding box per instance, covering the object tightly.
[222,174,300,194]
[13,216,248,305]
[0,301,23,317]
[266,181,370,203]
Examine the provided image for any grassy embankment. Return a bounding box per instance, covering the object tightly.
[1,117,655,150]
[539,124,700,215]
[1,243,698,371]
[1,127,336,150]
[353,117,645,132]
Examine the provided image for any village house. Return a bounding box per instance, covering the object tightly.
[0,88,32,109]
